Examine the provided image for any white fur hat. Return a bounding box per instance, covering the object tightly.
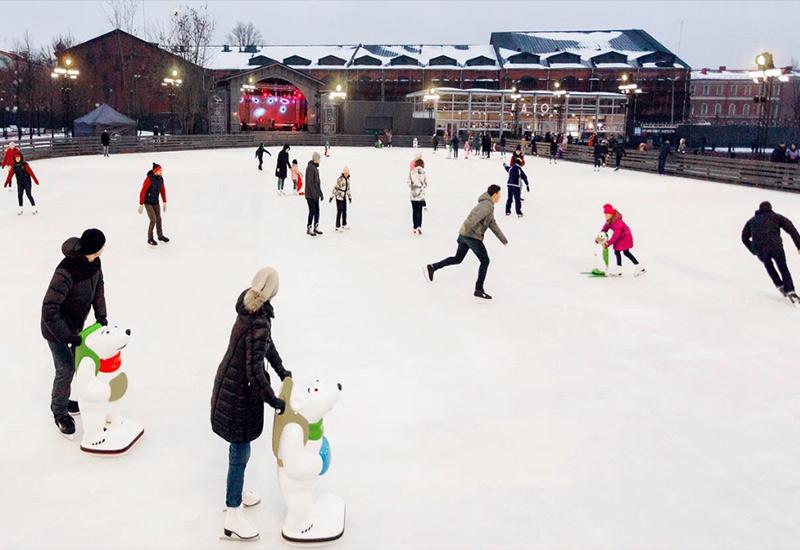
[244,267,279,312]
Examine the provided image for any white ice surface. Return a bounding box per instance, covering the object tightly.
[2,147,800,549]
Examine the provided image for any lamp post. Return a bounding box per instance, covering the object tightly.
[326,84,347,135]
[509,86,521,137]
[423,87,440,121]
[162,69,182,135]
[51,58,79,138]
[619,74,642,143]
[240,80,256,130]
[750,52,788,160]
[552,81,568,134]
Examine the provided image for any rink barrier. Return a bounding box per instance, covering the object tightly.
[517,141,800,192]
[9,132,428,162]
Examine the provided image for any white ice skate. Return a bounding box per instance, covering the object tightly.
[633,265,646,277]
[17,207,23,216]
[342,225,350,231]
[32,206,38,215]
[221,506,259,542]
[335,227,343,233]
[243,489,261,508]
[607,265,622,277]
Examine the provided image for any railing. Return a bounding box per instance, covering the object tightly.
[4,132,427,162]
[508,141,800,192]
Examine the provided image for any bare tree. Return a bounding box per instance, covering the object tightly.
[51,32,75,57]
[226,22,263,48]
[105,0,140,34]
[152,4,216,66]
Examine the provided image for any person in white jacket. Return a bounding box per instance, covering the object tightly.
[409,158,427,235]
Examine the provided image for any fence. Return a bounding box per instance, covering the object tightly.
[513,141,800,192]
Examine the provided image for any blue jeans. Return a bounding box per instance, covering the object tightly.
[505,185,521,215]
[432,235,491,291]
[226,442,251,508]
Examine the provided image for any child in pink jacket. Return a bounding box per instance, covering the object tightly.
[596,203,645,276]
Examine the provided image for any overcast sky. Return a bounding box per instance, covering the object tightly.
[3,0,798,69]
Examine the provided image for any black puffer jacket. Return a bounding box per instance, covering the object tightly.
[41,238,107,343]
[210,291,289,443]
[275,148,291,179]
[742,205,800,256]
[304,160,322,200]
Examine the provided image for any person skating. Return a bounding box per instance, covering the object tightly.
[597,204,645,276]
[138,163,169,246]
[504,155,529,218]
[305,152,324,236]
[255,143,271,171]
[613,138,625,171]
[593,140,604,172]
[1,140,19,169]
[41,228,108,438]
[432,133,439,154]
[210,267,291,541]
[409,158,427,235]
[412,137,419,149]
[330,166,352,232]
[275,144,291,194]
[658,140,672,175]
[425,185,508,300]
[450,133,460,159]
[741,201,800,303]
[100,129,111,157]
[290,159,303,195]
[4,151,39,215]
[324,140,331,157]
[499,133,507,158]
[549,137,558,164]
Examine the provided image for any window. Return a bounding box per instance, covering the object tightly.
[728,103,736,116]
[695,84,701,96]
[745,85,751,96]
[773,83,781,96]
[690,104,694,114]
[717,85,723,96]
[743,104,750,117]
[702,85,710,95]
[714,103,721,115]
[700,103,708,115]
[731,85,737,96]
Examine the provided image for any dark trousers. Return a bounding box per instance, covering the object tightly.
[615,153,623,168]
[226,442,251,508]
[411,200,424,229]
[17,182,35,207]
[658,157,667,174]
[336,199,347,227]
[257,157,263,170]
[145,204,164,240]
[505,185,522,215]
[594,157,602,168]
[277,177,285,190]
[759,248,794,292]
[432,235,491,291]
[433,142,438,152]
[306,198,320,227]
[47,341,74,419]
[453,146,458,159]
[614,249,639,266]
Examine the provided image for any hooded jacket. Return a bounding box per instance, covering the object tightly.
[139,168,166,205]
[41,238,107,343]
[504,163,529,188]
[331,174,351,201]
[1,145,19,169]
[210,292,289,443]
[304,160,322,200]
[601,211,634,251]
[459,193,508,244]
[742,204,800,256]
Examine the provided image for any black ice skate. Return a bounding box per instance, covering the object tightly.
[55,415,76,439]
[158,236,170,243]
[424,264,434,283]
[68,400,80,416]
[474,289,493,301]
[777,285,787,297]
[147,238,158,246]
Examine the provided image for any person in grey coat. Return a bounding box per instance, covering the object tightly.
[425,185,508,300]
[304,152,324,236]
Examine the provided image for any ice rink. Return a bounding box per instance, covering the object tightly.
[2,145,800,549]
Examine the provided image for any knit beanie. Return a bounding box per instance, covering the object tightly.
[152,162,162,172]
[244,267,279,313]
[79,228,106,255]
[603,204,615,215]
[312,152,321,163]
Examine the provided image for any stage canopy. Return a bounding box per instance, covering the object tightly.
[73,104,137,137]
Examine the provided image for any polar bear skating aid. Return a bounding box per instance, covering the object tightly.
[72,322,144,455]
[272,377,344,543]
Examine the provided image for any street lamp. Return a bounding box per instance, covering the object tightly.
[422,88,440,120]
[329,84,347,101]
[162,69,183,135]
[749,51,787,160]
[51,57,79,138]
[509,86,522,137]
[619,76,642,142]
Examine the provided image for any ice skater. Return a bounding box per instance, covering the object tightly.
[4,151,39,215]
[1,140,19,169]
[432,133,439,154]
[100,129,111,157]
[409,158,427,235]
[330,166,352,232]
[211,267,291,542]
[450,133,460,159]
[305,152,324,236]
[290,159,303,195]
[503,155,529,217]
[41,228,107,438]
[413,137,419,149]
[324,140,331,157]
[741,201,800,303]
[549,137,558,164]
[275,144,291,194]
[596,203,645,276]
[613,138,625,171]
[425,185,508,300]
[499,133,507,158]
[657,140,672,175]
[255,143,271,171]
[593,140,604,171]
[137,163,170,246]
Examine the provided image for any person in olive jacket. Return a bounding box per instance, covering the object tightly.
[304,152,324,236]
[425,185,508,300]
[210,267,291,541]
[742,201,800,302]
[41,228,107,438]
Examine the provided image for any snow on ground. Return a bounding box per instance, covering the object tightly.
[2,146,800,550]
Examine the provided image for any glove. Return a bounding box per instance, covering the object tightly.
[281,370,292,381]
[96,317,108,327]
[67,334,82,347]
[273,398,286,415]
[320,195,324,202]
[526,186,530,192]
[137,205,143,214]
[162,203,167,213]
[329,197,333,203]
[348,198,352,204]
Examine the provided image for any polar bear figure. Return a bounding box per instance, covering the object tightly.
[73,322,144,455]
[272,378,344,543]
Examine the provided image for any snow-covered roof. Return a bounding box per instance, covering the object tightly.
[206,45,359,70]
[408,87,624,98]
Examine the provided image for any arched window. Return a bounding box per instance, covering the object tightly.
[743,104,751,117]
[700,103,708,115]
[714,103,721,115]
[728,103,736,116]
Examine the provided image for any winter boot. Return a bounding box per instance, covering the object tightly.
[222,506,259,542]
[424,264,435,283]
[158,236,170,243]
[474,289,493,301]
[55,415,76,439]
[306,225,315,237]
[313,225,323,236]
[67,400,80,417]
[147,238,158,246]
[242,490,261,508]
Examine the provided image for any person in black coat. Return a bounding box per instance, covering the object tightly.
[255,143,271,171]
[612,139,626,171]
[450,133,460,159]
[592,141,604,171]
[549,138,558,164]
[304,152,324,236]
[275,144,291,193]
[41,228,107,437]
[210,267,290,539]
[100,129,111,157]
[658,141,672,175]
[742,201,800,301]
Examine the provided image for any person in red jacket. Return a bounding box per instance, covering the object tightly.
[4,151,39,215]
[138,163,169,246]
[1,141,19,169]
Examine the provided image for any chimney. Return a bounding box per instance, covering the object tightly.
[700,68,708,74]
[718,65,726,72]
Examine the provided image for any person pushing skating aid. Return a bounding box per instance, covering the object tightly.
[597,203,645,276]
